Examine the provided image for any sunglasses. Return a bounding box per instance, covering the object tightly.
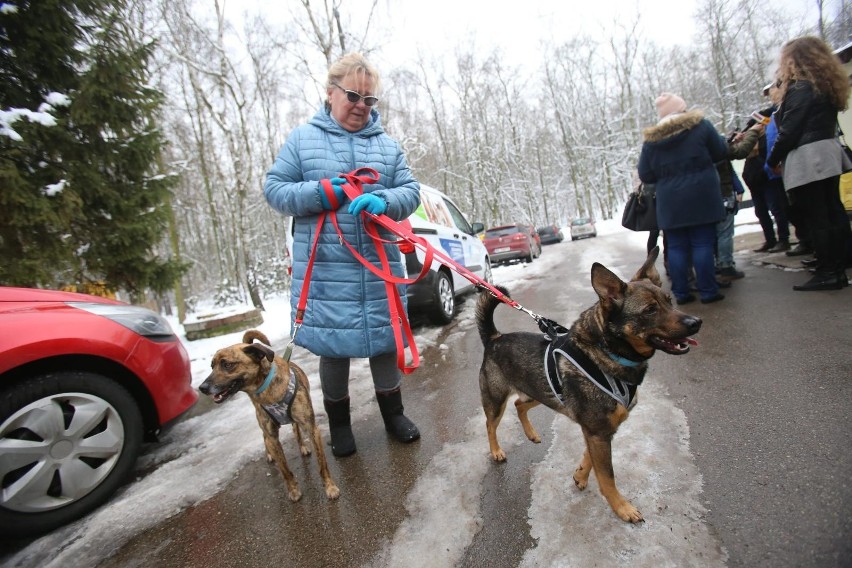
[332,83,379,107]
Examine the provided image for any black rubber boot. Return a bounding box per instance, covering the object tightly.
[323,397,356,457]
[375,388,420,443]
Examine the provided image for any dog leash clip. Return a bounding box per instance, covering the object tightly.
[282,322,301,362]
[282,339,294,362]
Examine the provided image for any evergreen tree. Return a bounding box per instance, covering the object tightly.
[0,0,186,297]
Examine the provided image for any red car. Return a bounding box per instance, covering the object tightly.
[482,224,542,265]
[0,287,197,536]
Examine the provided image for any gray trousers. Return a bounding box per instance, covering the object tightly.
[319,351,401,402]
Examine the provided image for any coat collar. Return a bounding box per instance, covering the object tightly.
[642,109,705,143]
[312,106,383,137]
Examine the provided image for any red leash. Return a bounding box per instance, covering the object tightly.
[288,167,550,373]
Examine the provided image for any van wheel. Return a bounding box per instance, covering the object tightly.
[429,270,455,324]
[483,259,493,285]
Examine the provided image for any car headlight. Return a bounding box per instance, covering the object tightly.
[68,302,177,339]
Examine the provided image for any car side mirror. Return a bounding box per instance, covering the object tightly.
[470,222,485,235]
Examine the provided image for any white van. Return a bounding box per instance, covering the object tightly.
[284,184,491,325]
[401,185,492,324]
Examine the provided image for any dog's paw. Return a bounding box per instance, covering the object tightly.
[325,483,341,500]
[573,465,591,490]
[615,502,644,524]
[299,444,312,456]
[288,487,302,502]
[490,449,507,462]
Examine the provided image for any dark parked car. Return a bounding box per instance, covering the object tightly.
[0,287,198,537]
[537,224,565,245]
[482,224,542,265]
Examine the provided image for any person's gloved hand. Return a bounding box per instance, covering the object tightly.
[319,178,347,210]
[348,193,387,216]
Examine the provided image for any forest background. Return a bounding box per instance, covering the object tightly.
[1,0,850,320]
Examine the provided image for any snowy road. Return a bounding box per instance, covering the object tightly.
[3,216,850,567]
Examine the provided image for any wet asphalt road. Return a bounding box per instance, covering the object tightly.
[4,228,850,567]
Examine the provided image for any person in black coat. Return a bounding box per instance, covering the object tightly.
[638,93,728,304]
[767,36,852,291]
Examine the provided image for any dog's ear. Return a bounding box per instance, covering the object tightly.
[591,262,627,306]
[632,246,662,286]
[243,342,274,363]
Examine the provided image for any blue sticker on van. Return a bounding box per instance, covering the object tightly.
[440,238,465,264]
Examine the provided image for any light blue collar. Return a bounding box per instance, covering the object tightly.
[605,350,643,367]
[255,365,277,395]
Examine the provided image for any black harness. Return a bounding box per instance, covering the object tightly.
[539,318,637,409]
[261,367,299,425]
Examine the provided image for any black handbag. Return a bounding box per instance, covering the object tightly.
[621,184,658,231]
[836,122,852,173]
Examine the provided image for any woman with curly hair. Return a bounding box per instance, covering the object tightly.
[767,36,852,291]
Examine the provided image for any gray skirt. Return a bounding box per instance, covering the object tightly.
[783,138,849,190]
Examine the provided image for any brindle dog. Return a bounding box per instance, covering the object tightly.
[475,247,700,522]
[199,330,339,501]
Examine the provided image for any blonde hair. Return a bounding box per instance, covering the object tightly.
[776,36,850,110]
[327,52,381,94]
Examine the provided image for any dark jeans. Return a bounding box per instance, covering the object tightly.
[666,223,718,300]
[752,178,790,243]
[788,176,848,273]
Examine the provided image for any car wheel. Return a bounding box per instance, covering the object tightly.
[428,270,456,325]
[483,258,493,285]
[0,371,143,537]
[525,240,534,263]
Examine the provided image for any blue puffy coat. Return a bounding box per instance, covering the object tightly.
[638,110,728,230]
[264,106,420,358]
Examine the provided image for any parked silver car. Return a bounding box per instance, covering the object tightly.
[569,217,597,240]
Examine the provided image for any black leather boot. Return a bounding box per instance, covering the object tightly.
[792,271,846,291]
[323,397,356,457]
[376,388,420,443]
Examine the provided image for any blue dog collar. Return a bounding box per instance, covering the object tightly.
[255,364,277,395]
[605,350,643,367]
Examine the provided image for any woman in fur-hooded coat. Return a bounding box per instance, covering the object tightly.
[638,93,728,304]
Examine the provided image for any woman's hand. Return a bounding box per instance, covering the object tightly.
[320,178,347,209]
[348,193,388,216]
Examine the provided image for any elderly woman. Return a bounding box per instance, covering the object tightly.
[264,53,421,457]
[767,36,851,291]
[638,93,729,305]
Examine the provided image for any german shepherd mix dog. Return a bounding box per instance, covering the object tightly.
[475,247,700,522]
[199,330,340,501]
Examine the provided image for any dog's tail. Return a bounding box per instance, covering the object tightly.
[475,285,509,346]
[242,329,271,346]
